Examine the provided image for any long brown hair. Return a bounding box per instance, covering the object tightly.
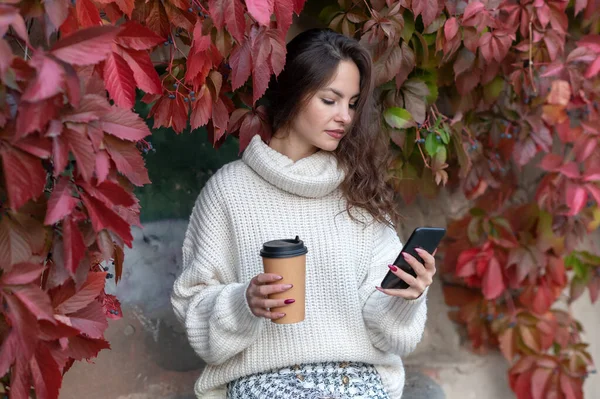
[266,28,401,228]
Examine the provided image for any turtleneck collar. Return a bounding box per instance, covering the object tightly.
[242,134,345,198]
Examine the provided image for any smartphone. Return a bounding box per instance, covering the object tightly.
[380,227,446,290]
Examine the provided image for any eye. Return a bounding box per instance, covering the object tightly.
[322,99,335,105]
[349,103,357,110]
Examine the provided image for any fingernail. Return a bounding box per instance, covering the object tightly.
[375,286,383,291]
[402,252,410,259]
[284,284,293,289]
[388,265,398,272]
[415,248,423,252]
[279,313,286,318]
[284,299,295,304]
[275,275,283,280]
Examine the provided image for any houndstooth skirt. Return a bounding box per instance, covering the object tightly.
[226,361,390,399]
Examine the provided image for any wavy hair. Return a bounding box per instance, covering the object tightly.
[266,28,401,228]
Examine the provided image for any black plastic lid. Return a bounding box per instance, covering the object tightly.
[260,236,308,259]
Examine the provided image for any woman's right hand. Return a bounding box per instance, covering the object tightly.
[246,273,294,320]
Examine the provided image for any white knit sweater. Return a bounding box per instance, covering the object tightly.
[171,134,428,398]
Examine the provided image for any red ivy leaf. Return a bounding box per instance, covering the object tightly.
[0,294,38,384]
[0,3,30,44]
[30,343,62,399]
[0,217,32,270]
[292,0,305,14]
[12,285,55,322]
[164,1,195,31]
[51,25,121,66]
[117,48,162,94]
[56,300,108,339]
[274,0,293,35]
[237,106,271,152]
[115,20,164,50]
[62,217,86,275]
[149,95,189,133]
[52,135,69,178]
[585,55,600,78]
[146,0,171,39]
[63,126,96,183]
[0,146,46,210]
[565,181,587,216]
[479,30,515,64]
[114,245,124,284]
[15,96,61,138]
[95,151,111,183]
[229,39,252,90]
[103,51,136,109]
[65,335,110,361]
[21,53,65,103]
[209,0,247,44]
[190,86,213,129]
[482,256,505,300]
[53,272,106,314]
[250,26,286,103]
[0,262,45,285]
[80,192,133,246]
[45,177,78,225]
[412,0,439,27]
[76,0,101,27]
[104,136,151,186]
[246,0,274,26]
[100,106,152,141]
[211,96,230,144]
[79,180,136,208]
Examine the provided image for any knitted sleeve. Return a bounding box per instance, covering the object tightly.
[170,176,264,365]
[359,222,428,357]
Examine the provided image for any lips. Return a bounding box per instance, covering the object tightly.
[325,130,344,139]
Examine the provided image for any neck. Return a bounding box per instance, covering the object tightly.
[268,129,319,162]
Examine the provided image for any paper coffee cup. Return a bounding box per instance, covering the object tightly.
[260,236,308,324]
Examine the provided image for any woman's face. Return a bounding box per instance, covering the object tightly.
[282,60,361,156]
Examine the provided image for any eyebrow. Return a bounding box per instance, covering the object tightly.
[323,88,360,99]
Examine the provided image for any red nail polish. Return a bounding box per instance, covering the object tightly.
[388,265,398,272]
[284,299,295,304]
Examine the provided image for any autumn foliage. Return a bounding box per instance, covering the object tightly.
[0,0,599,397]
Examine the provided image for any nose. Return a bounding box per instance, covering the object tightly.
[336,104,352,125]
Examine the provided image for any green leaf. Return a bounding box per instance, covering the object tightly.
[470,208,486,217]
[580,251,600,265]
[432,146,447,165]
[467,217,482,243]
[318,5,341,24]
[403,128,416,158]
[564,253,579,269]
[483,76,505,103]
[384,107,415,129]
[491,217,513,232]
[423,14,447,34]
[402,12,415,42]
[437,127,450,144]
[425,133,440,155]
[573,259,589,280]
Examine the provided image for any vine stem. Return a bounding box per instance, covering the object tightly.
[361,0,374,16]
[528,18,537,94]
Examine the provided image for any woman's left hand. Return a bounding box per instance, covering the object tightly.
[376,248,437,300]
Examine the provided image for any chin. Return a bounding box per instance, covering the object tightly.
[316,140,341,152]
[315,134,343,152]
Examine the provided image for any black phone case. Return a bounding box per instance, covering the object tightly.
[380,227,446,290]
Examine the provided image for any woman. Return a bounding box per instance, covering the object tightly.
[171,28,436,398]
